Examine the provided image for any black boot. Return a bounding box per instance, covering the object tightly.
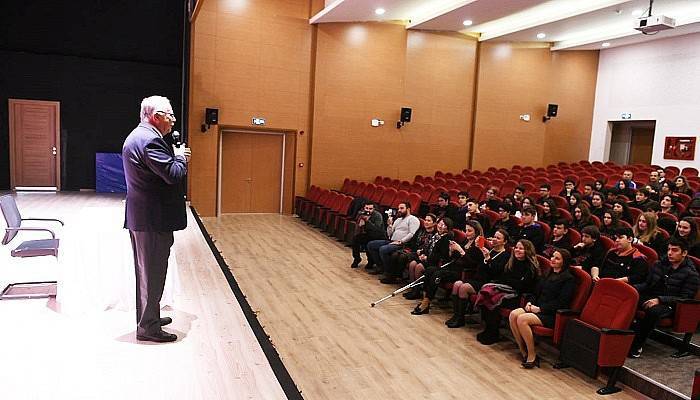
[445,295,460,325]
[447,298,467,328]
[477,308,501,345]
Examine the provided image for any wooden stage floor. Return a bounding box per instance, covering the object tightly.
[202,213,651,400]
[0,192,285,400]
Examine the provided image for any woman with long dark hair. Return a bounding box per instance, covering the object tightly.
[673,175,694,196]
[539,198,559,227]
[508,249,575,368]
[573,203,594,232]
[600,210,621,238]
[612,200,634,224]
[673,217,700,258]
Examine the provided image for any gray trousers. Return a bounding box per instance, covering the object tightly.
[129,230,174,336]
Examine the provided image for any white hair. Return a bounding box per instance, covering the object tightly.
[140,95,172,122]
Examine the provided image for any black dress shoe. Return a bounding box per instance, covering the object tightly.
[521,356,540,369]
[411,304,430,315]
[137,330,177,343]
[350,261,360,268]
[160,317,173,326]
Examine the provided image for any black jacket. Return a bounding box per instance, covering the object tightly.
[635,257,699,305]
[519,223,545,253]
[359,210,386,240]
[122,122,187,232]
[573,240,605,273]
[495,258,538,294]
[600,248,649,285]
[535,269,576,316]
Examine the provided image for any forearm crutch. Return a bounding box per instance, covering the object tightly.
[370,260,454,307]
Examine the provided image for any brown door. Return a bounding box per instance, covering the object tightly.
[221,132,283,213]
[9,99,61,189]
[629,127,655,164]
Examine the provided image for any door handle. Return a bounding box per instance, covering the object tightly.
[244,178,253,182]
[52,146,57,155]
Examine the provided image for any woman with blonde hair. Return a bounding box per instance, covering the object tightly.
[633,212,667,258]
[475,239,539,345]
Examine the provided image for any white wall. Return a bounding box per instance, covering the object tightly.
[589,32,700,168]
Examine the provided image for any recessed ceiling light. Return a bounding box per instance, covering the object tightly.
[375,8,385,15]
[632,9,643,17]
[463,19,473,26]
[536,32,546,39]
[602,42,611,47]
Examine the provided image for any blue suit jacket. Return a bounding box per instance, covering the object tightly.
[122,122,187,232]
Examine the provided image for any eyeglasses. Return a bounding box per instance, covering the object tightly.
[156,110,176,119]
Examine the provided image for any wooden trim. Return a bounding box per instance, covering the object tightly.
[189,0,203,23]
[468,40,481,170]
[8,99,61,191]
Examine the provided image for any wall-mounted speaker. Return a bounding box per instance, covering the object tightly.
[205,108,219,125]
[547,104,558,118]
[400,107,412,123]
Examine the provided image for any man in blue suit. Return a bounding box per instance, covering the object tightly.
[123,95,190,342]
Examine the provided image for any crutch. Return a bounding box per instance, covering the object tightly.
[370,260,454,307]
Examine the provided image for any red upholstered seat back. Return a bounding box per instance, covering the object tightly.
[580,278,638,330]
[569,267,593,312]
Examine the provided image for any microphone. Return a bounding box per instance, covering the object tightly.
[172,130,181,148]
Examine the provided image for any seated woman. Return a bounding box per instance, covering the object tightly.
[594,180,609,198]
[516,196,536,218]
[589,192,607,220]
[633,212,667,258]
[673,217,700,258]
[600,210,621,238]
[475,239,539,345]
[658,194,680,217]
[672,175,695,197]
[539,198,560,227]
[612,200,634,225]
[508,249,575,368]
[573,203,594,232]
[409,217,455,312]
[383,213,437,284]
[445,229,510,328]
[568,193,584,214]
[611,180,635,201]
[659,181,674,198]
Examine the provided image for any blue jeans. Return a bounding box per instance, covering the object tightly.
[367,240,401,271]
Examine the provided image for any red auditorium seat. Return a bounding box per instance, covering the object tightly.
[428,187,448,205]
[589,214,601,227]
[444,172,455,179]
[657,212,678,223]
[637,255,700,358]
[414,175,424,184]
[482,209,500,227]
[467,183,484,200]
[423,176,434,186]
[676,193,692,207]
[665,166,680,179]
[520,182,535,193]
[567,228,582,246]
[339,178,351,193]
[599,235,615,253]
[633,242,658,267]
[557,278,639,395]
[381,177,393,187]
[407,193,422,213]
[532,267,592,346]
[445,179,458,190]
[352,181,367,197]
[452,229,467,244]
[295,184,319,216]
[435,171,446,179]
[550,195,568,209]
[539,221,551,243]
[628,207,642,223]
[434,177,447,187]
[369,185,384,204]
[500,180,518,195]
[420,184,435,203]
[399,180,412,192]
[558,208,574,224]
[322,194,351,232]
[374,176,383,184]
[379,187,398,210]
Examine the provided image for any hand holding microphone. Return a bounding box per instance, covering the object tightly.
[171,131,191,162]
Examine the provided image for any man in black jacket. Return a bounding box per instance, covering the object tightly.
[629,188,660,212]
[518,207,544,253]
[123,95,190,343]
[351,202,385,268]
[629,238,699,358]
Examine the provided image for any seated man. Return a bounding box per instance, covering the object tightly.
[537,184,552,205]
[350,202,386,268]
[453,191,470,231]
[513,185,526,209]
[646,170,662,198]
[518,207,545,253]
[622,169,637,189]
[629,238,700,358]
[542,219,573,257]
[592,227,648,284]
[366,201,420,275]
[430,192,457,221]
[559,179,579,200]
[572,225,605,274]
[629,188,660,212]
[581,182,594,204]
[490,202,520,244]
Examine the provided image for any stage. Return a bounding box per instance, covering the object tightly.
[0,192,285,400]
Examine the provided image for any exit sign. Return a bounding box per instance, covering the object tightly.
[252,117,266,125]
[621,113,631,120]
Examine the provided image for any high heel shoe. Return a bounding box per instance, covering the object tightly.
[411,301,430,315]
[521,355,540,369]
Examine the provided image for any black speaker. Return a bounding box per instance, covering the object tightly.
[547,104,558,118]
[400,107,412,123]
[205,108,219,125]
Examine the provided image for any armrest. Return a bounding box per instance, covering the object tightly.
[600,328,634,335]
[22,217,64,226]
[556,309,581,316]
[7,227,56,239]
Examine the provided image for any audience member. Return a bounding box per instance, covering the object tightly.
[446,229,511,328]
[572,225,605,274]
[673,217,700,258]
[592,227,648,284]
[491,203,520,242]
[622,169,637,189]
[572,203,594,232]
[633,212,667,258]
[454,191,470,231]
[409,217,455,314]
[629,238,699,358]
[366,201,420,275]
[475,240,539,345]
[594,180,608,198]
[537,184,552,205]
[518,207,545,253]
[351,202,386,268]
[539,198,559,227]
[681,198,700,219]
[589,192,606,220]
[431,192,458,221]
[659,194,680,217]
[612,180,635,201]
[630,188,660,212]
[542,219,573,257]
[581,182,594,204]
[600,210,621,238]
[509,249,575,368]
[568,193,583,214]
[559,179,579,200]
[381,213,437,284]
[612,200,634,224]
[673,175,695,197]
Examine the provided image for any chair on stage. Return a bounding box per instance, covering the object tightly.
[0,194,63,300]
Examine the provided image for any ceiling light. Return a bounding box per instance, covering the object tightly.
[632,9,643,17]
[463,20,473,26]
[375,8,385,15]
[536,32,546,39]
[602,42,611,47]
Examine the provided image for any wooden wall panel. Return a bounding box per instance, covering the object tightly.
[188,0,314,216]
[472,43,599,170]
[310,24,477,189]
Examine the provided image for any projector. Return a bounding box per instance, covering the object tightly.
[634,15,676,33]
